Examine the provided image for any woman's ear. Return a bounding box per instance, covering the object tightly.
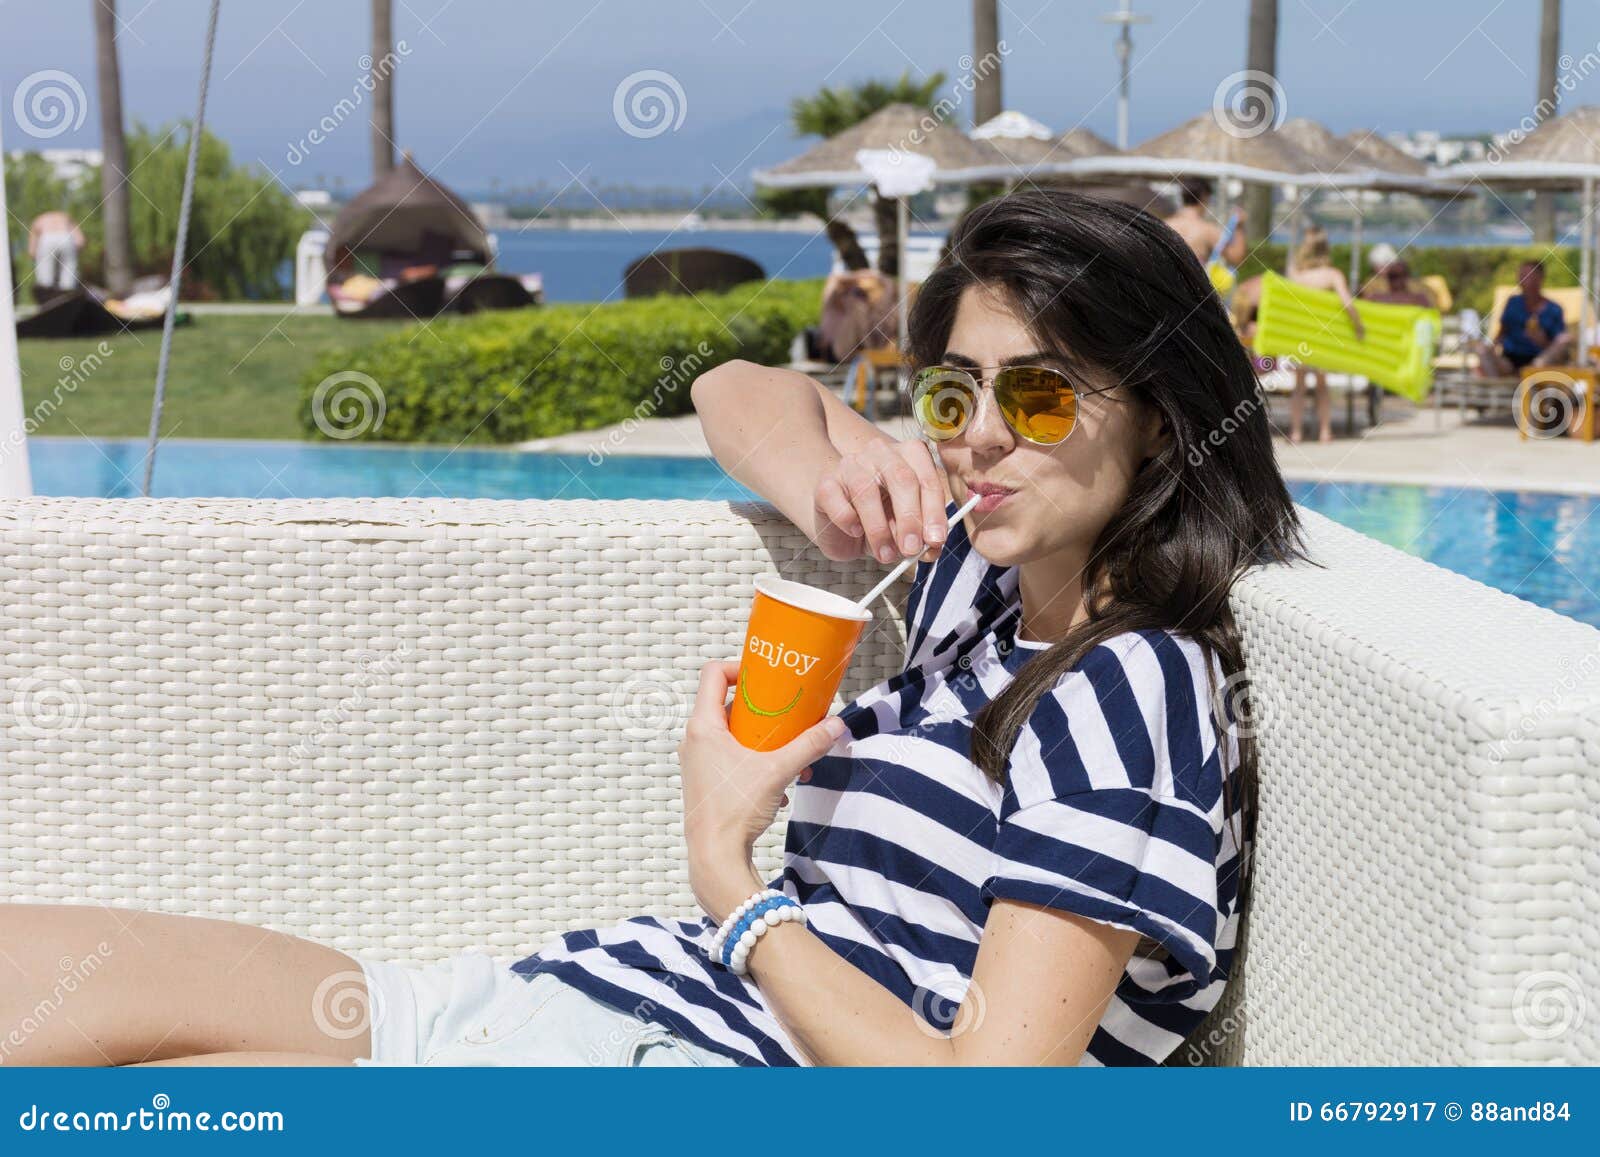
[1140,404,1172,459]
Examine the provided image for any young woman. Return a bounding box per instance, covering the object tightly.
[1285,225,1364,444]
[2,188,1299,1068]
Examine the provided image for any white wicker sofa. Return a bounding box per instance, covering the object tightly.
[1,498,1596,1065]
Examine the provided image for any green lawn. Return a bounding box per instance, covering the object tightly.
[16,313,406,441]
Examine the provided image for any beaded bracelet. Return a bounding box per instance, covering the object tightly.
[708,888,784,963]
[727,901,805,975]
[708,888,806,973]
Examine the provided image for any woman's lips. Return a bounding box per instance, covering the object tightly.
[966,482,1017,513]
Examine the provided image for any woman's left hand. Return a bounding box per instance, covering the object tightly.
[678,659,847,923]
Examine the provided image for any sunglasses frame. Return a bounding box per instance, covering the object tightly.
[907,363,1121,446]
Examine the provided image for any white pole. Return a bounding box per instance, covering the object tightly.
[0,118,35,498]
[1583,176,1594,368]
[896,193,910,391]
[1349,202,1364,287]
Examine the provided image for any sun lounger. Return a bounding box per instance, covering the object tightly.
[15,289,180,340]
[0,498,1595,1064]
[445,272,539,314]
[330,273,446,321]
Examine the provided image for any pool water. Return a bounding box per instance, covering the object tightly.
[26,438,1600,628]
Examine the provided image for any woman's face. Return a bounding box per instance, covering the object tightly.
[932,284,1165,569]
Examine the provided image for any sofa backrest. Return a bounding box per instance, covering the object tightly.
[1,498,1595,1065]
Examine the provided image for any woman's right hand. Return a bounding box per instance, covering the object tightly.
[812,439,951,563]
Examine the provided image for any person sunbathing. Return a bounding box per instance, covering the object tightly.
[3,189,1301,1068]
[1474,259,1574,377]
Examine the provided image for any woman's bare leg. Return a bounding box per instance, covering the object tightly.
[0,904,373,1066]
[137,1052,352,1067]
[1315,372,1333,442]
[1287,368,1307,443]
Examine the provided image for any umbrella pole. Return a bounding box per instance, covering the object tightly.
[1584,177,1595,368]
[1350,204,1364,288]
[1284,184,1301,273]
[0,117,32,498]
[897,193,910,392]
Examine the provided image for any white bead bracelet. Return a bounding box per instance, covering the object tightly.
[727,901,806,975]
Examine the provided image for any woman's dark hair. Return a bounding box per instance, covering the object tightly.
[906,187,1304,923]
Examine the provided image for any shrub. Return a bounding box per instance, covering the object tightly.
[299,279,823,444]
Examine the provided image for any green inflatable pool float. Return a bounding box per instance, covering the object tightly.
[1253,272,1442,403]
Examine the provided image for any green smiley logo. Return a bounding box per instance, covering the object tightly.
[738,670,803,717]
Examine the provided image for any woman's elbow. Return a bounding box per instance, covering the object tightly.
[690,359,751,414]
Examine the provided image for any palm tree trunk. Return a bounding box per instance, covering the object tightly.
[826,218,869,271]
[93,0,133,296]
[371,0,396,178]
[971,0,1002,127]
[1240,0,1278,241]
[1533,0,1561,243]
[872,193,900,278]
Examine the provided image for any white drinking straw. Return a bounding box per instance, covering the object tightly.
[856,493,983,609]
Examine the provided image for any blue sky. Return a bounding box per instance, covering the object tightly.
[4,0,1599,195]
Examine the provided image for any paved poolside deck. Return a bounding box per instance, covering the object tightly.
[519,402,1600,497]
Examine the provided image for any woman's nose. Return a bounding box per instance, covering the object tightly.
[963,383,1014,454]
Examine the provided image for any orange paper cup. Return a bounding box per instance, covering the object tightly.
[728,575,872,751]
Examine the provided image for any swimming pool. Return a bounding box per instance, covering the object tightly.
[26,438,1600,628]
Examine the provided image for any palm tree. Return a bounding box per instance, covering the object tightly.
[371,0,396,179]
[972,0,1002,127]
[1533,0,1561,243]
[786,72,946,278]
[1241,0,1278,238]
[93,0,133,296]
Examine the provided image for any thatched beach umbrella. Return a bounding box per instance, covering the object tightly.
[753,102,1009,189]
[1067,112,1319,189]
[1445,106,1600,364]
[753,104,1013,368]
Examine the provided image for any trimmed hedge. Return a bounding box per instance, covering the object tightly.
[299,279,823,444]
[1240,244,1584,315]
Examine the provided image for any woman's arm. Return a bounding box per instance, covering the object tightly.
[691,359,949,562]
[1330,271,1366,339]
[746,890,1136,1065]
[680,661,1137,1066]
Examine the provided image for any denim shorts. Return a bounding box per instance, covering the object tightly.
[354,952,738,1067]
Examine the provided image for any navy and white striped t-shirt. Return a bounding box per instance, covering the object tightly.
[517,509,1247,1066]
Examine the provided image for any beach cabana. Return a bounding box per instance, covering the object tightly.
[325,154,521,320]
